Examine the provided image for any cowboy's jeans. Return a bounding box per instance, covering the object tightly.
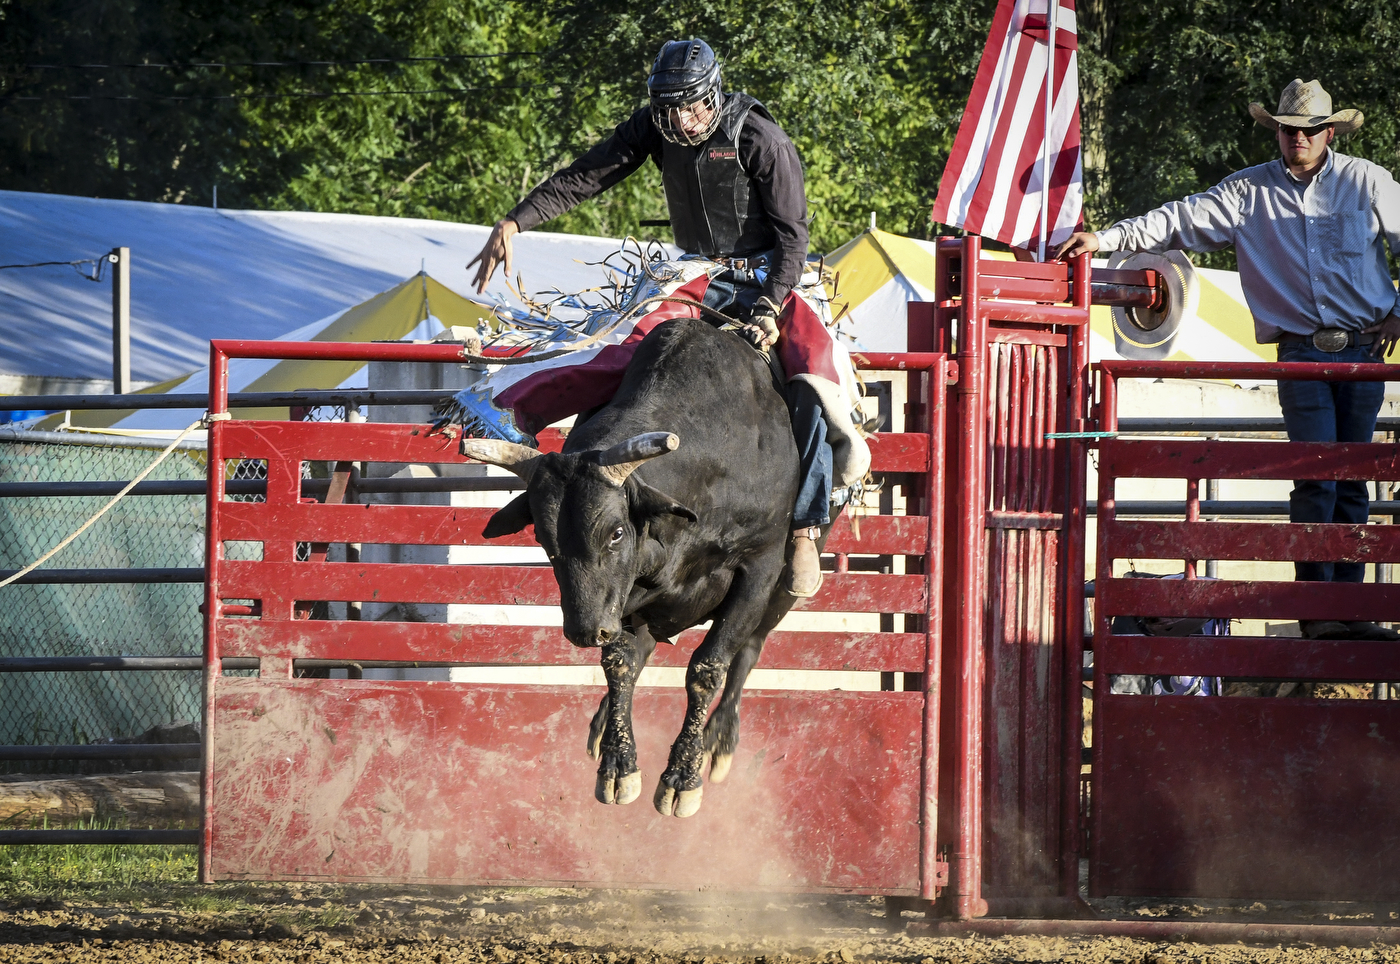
[1275,341,1385,583]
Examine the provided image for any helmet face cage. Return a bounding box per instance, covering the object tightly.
[651,83,722,146]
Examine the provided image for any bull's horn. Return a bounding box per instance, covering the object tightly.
[596,432,679,486]
[460,438,542,483]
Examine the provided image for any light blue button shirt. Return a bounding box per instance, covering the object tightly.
[1095,150,1400,344]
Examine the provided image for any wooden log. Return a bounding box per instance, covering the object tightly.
[0,771,199,826]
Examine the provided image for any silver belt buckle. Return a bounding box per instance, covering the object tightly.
[1311,329,1350,352]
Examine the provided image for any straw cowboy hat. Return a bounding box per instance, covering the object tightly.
[1249,78,1363,134]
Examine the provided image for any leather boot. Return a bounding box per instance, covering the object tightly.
[786,526,823,598]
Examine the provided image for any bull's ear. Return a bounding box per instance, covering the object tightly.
[631,480,698,525]
[483,493,533,537]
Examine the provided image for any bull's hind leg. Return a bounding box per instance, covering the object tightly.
[590,623,658,805]
[654,560,782,817]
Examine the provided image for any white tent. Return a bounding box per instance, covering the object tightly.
[0,190,635,383]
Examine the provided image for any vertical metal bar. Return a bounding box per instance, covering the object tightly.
[111,247,131,395]
[1059,252,1092,901]
[1205,476,1220,579]
[200,342,229,885]
[920,357,950,900]
[955,236,989,919]
[1086,364,1116,898]
[1184,479,1200,580]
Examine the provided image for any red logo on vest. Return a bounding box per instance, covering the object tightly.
[707,148,738,161]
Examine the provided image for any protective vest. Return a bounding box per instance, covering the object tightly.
[661,93,779,259]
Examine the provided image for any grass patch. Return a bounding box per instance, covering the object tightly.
[0,816,197,905]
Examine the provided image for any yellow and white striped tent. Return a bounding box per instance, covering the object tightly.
[41,273,493,434]
[824,227,1269,362]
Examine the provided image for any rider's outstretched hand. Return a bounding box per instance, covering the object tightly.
[468,219,519,293]
[741,296,781,349]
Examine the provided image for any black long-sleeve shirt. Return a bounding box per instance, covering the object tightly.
[507,101,810,306]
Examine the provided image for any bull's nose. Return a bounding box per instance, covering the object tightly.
[595,626,620,646]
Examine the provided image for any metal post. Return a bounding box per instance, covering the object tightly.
[954,236,989,919]
[346,407,364,623]
[111,247,131,394]
[1205,474,1219,578]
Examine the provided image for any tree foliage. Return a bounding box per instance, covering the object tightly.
[1,0,1395,262]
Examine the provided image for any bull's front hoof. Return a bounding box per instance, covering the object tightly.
[596,769,642,806]
[707,752,734,784]
[653,780,703,818]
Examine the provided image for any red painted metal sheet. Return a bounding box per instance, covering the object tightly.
[219,501,930,556]
[1105,519,1400,564]
[207,680,923,891]
[1091,695,1400,900]
[218,620,930,673]
[1095,574,1400,623]
[1099,438,1400,481]
[1098,633,1400,680]
[219,561,927,615]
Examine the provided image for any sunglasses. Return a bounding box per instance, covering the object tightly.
[1279,123,1331,138]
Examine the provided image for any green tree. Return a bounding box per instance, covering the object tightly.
[1079,0,1400,268]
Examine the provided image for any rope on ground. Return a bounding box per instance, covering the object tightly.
[0,415,211,590]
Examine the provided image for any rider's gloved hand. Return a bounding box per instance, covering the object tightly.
[741,296,781,349]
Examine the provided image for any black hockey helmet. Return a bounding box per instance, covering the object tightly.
[648,39,723,146]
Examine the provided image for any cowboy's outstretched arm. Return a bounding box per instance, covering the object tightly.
[468,108,657,293]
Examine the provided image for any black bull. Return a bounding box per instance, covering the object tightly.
[461,317,834,817]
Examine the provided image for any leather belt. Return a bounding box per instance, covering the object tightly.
[1277,329,1374,352]
[712,254,770,271]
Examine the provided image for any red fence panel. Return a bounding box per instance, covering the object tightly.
[1090,360,1400,901]
[202,339,951,896]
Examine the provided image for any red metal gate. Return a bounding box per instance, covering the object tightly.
[922,238,1093,917]
[200,338,952,893]
[1090,359,1400,900]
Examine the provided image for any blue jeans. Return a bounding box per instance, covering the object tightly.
[704,274,833,529]
[1275,341,1386,583]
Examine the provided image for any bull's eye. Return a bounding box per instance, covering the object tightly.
[608,526,625,546]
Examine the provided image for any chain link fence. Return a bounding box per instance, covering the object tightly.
[0,433,272,771]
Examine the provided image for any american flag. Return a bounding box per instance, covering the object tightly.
[931,0,1083,258]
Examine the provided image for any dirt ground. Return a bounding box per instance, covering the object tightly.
[2,884,1399,964]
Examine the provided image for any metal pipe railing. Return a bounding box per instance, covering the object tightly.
[0,744,200,761]
[0,656,258,672]
[0,475,523,498]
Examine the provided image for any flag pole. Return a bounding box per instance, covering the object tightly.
[1037,0,1057,261]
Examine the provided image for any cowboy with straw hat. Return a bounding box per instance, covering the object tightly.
[1056,78,1400,642]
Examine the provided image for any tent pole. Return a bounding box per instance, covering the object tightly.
[111,247,131,395]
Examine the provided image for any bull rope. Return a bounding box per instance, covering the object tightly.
[0,414,214,590]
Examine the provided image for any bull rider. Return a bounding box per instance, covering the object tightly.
[464,38,834,597]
